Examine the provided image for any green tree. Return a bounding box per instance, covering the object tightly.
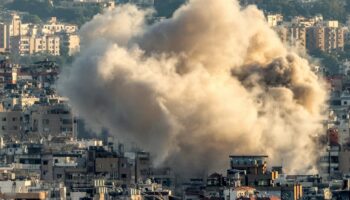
[310,50,341,75]
[310,0,346,22]
[22,14,42,24]
[6,0,53,20]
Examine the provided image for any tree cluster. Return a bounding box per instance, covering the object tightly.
[6,0,102,26]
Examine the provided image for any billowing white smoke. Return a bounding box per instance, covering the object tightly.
[59,0,327,176]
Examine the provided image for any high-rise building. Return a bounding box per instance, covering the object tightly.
[306,26,344,52]
[0,23,9,53]
[289,25,307,48]
[9,13,21,37]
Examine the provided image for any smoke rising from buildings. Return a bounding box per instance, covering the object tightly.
[59,0,327,175]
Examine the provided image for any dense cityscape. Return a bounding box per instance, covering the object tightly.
[0,0,349,200]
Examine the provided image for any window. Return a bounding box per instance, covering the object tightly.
[43,119,49,125]
[331,156,339,163]
[12,117,16,121]
[43,160,48,165]
[57,174,62,179]
[61,119,72,125]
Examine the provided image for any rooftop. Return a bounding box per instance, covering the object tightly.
[230,155,268,158]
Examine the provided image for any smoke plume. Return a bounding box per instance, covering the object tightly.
[59,0,327,176]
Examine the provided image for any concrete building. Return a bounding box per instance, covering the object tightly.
[0,180,31,193]
[289,25,307,48]
[8,13,21,37]
[291,15,323,27]
[274,25,307,49]
[0,192,48,200]
[87,146,131,182]
[29,104,75,137]
[325,20,339,28]
[223,186,256,200]
[306,26,344,52]
[0,15,78,56]
[339,150,350,175]
[135,151,151,183]
[229,155,268,175]
[42,17,78,35]
[0,23,9,53]
[41,152,81,182]
[267,14,283,27]
[11,35,60,56]
[0,111,22,138]
[319,145,341,179]
[61,33,80,56]
[228,155,277,188]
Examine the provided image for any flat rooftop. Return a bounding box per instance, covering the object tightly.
[229,155,268,158]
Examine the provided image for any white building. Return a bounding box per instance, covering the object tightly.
[42,17,78,35]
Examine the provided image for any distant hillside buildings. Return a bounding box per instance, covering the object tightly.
[0,14,80,56]
[269,14,346,53]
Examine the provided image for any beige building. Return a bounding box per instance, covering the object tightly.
[325,20,339,28]
[1,14,78,56]
[11,35,60,56]
[274,26,288,44]
[62,34,80,56]
[289,25,307,48]
[274,25,306,49]
[0,111,22,137]
[0,23,9,53]
[0,104,76,139]
[291,15,323,27]
[339,150,350,174]
[29,104,75,137]
[306,26,344,52]
[20,24,38,36]
[9,13,21,37]
[267,14,283,27]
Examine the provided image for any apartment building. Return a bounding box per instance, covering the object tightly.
[306,26,344,52]
[8,13,21,37]
[42,17,78,35]
[0,111,22,137]
[61,33,80,56]
[267,14,283,27]
[11,35,60,56]
[0,23,9,53]
[289,25,307,48]
[29,104,75,137]
[0,14,79,56]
